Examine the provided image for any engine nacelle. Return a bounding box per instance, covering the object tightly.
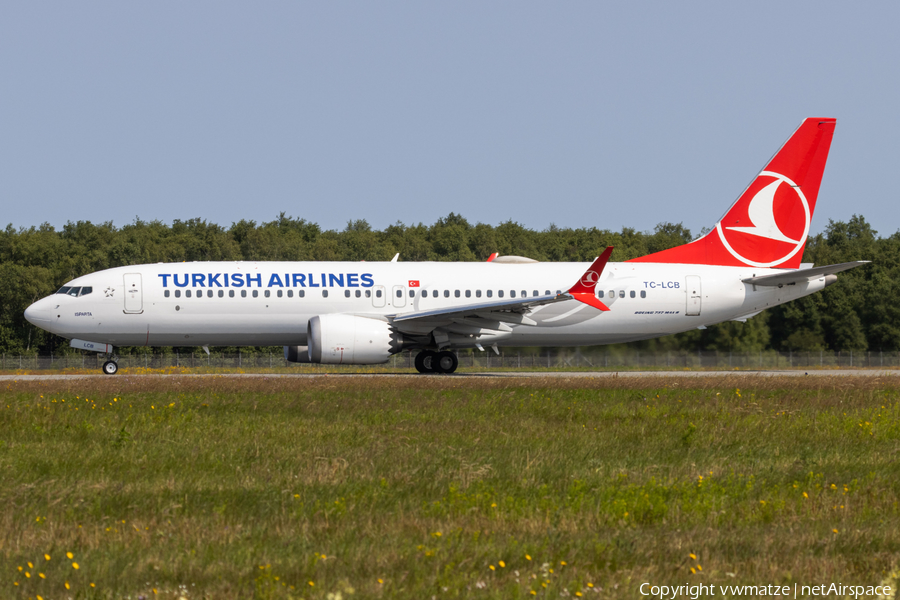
[284,345,311,363]
[307,314,401,364]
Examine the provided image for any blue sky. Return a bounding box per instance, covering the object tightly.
[2,2,898,237]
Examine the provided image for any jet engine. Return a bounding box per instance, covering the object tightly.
[307,314,404,364]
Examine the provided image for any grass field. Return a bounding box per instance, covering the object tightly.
[2,375,899,599]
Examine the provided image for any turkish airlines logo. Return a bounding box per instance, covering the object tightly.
[716,171,810,268]
[408,280,420,288]
[580,271,600,287]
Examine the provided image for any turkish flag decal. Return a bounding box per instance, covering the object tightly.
[408,280,420,287]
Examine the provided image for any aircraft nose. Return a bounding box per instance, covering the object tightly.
[24,298,53,325]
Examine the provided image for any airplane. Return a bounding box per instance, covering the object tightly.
[24,117,868,375]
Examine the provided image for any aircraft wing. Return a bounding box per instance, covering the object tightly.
[388,247,614,338]
[741,261,869,287]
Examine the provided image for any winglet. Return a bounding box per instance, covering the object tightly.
[486,252,499,262]
[566,246,613,311]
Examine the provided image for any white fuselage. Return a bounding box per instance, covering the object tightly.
[24,260,826,349]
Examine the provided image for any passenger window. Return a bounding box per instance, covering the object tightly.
[57,286,71,295]
[376,290,382,298]
[545,290,551,295]
[277,290,283,298]
[510,290,516,298]
[487,290,493,298]
[619,290,625,298]
[288,290,293,298]
[345,290,351,298]
[476,290,482,298]
[533,290,539,297]
[164,290,170,298]
[264,290,270,298]
[365,290,370,298]
[498,290,504,298]
[521,291,527,298]
[207,290,213,298]
[608,290,614,298]
[241,290,247,298]
[68,287,81,297]
[356,290,362,298]
[80,287,92,296]
[640,290,646,298]
[454,290,460,298]
[229,290,235,298]
[218,290,224,298]
[409,290,415,297]
[175,290,181,298]
[597,290,604,298]
[323,290,328,298]
[442,290,449,298]
[186,290,192,298]
[396,289,402,298]
[299,290,305,298]
[252,290,259,298]
[465,290,471,298]
[630,290,635,298]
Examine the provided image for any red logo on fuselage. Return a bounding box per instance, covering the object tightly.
[716,171,810,268]
[408,280,420,287]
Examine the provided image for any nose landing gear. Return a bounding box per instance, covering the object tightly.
[100,350,119,375]
[414,350,458,374]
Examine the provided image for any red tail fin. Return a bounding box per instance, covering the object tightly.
[629,118,836,268]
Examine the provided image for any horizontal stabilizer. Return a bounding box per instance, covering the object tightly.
[742,261,869,287]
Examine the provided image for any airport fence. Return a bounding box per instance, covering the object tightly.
[1,349,899,372]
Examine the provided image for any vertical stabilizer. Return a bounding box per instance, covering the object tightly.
[629,118,836,268]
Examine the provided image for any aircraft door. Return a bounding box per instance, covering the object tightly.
[685,275,701,316]
[392,285,407,308]
[124,273,143,313]
[372,285,386,308]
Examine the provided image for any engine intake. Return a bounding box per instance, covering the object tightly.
[307,314,402,364]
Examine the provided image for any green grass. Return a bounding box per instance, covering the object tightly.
[1,375,900,599]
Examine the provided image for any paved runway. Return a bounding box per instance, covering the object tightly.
[1,369,899,381]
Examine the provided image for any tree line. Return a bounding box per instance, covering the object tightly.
[0,212,893,355]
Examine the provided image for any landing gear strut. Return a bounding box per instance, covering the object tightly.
[414,350,458,374]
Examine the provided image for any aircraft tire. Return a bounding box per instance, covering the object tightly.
[415,351,436,374]
[434,351,458,374]
[102,360,119,375]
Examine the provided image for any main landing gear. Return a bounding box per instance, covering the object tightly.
[414,350,459,374]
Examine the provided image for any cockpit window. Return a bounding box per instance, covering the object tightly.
[79,287,92,296]
[57,286,71,295]
[67,287,81,297]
